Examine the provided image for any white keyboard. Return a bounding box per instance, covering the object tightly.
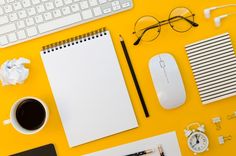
[0,0,133,47]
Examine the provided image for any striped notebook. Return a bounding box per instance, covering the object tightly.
[185,33,236,104]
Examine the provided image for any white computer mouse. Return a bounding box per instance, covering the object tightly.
[149,53,186,110]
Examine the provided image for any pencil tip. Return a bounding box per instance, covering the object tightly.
[119,35,123,41]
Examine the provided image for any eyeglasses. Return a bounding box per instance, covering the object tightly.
[133,7,199,45]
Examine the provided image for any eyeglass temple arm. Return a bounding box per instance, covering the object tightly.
[169,15,199,27]
[133,27,153,45]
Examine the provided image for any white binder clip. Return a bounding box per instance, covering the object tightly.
[227,112,236,120]
[218,135,232,145]
[212,117,221,130]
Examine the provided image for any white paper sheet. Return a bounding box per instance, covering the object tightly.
[85,131,182,156]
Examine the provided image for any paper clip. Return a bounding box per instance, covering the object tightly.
[212,117,221,130]
[218,135,232,145]
[227,112,236,120]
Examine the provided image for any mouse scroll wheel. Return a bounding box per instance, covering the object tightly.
[159,60,166,68]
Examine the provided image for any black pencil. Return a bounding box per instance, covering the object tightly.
[119,35,149,118]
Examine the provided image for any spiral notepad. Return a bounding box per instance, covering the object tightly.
[40,28,138,147]
[185,33,236,104]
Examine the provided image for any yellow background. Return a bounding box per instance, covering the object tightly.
[1,0,236,155]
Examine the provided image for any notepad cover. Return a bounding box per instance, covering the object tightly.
[185,33,236,104]
[40,29,138,147]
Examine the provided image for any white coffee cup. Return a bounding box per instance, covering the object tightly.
[3,97,49,135]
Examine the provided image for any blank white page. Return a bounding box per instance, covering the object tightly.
[40,30,138,147]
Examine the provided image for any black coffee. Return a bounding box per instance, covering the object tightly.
[16,99,46,131]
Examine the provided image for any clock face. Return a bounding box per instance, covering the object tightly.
[188,132,209,153]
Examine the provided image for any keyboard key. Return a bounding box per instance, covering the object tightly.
[9,13,18,21]
[13,2,22,10]
[122,2,130,8]
[112,1,120,6]
[0,7,3,15]
[32,0,40,4]
[71,4,80,12]
[54,0,63,7]
[22,0,31,8]
[0,0,5,5]
[80,1,89,9]
[38,12,82,33]
[64,0,72,5]
[113,5,121,11]
[62,7,71,15]
[98,0,107,4]
[45,2,54,10]
[16,20,26,29]
[103,8,111,14]
[25,17,34,26]
[0,36,8,46]
[17,30,26,40]
[18,10,27,18]
[89,0,98,6]
[82,9,93,19]
[35,15,44,23]
[52,9,62,17]
[0,16,9,25]
[27,7,36,16]
[36,4,46,13]
[8,33,17,42]
[44,12,53,20]
[4,5,13,13]
[26,27,38,36]
[0,23,16,35]
[93,7,102,16]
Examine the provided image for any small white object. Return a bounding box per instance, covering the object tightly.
[17,30,27,40]
[16,20,26,29]
[8,33,17,42]
[204,4,236,19]
[80,1,89,9]
[149,53,186,109]
[85,132,182,156]
[0,36,8,45]
[93,7,102,16]
[214,13,236,27]
[0,23,16,35]
[218,135,232,145]
[0,16,9,25]
[0,58,30,86]
[27,7,37,16]
[82,9,93,19]
[26,26,38,37]
[62,6,71,15]
[227,111,236,120]
[22,0,31,8]
[212,117,221,130]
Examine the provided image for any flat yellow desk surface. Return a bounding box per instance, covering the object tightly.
[1,0,236,155]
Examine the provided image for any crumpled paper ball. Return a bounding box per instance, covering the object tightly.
[0,57,30,86]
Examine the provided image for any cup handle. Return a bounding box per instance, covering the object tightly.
[3,119,11,125]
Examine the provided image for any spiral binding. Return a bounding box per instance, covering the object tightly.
[42,27,107,54]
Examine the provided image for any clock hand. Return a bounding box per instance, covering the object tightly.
[192,142,198,148]
[195,135,200,143]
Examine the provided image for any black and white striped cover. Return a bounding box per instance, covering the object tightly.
[185,33,236,104]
